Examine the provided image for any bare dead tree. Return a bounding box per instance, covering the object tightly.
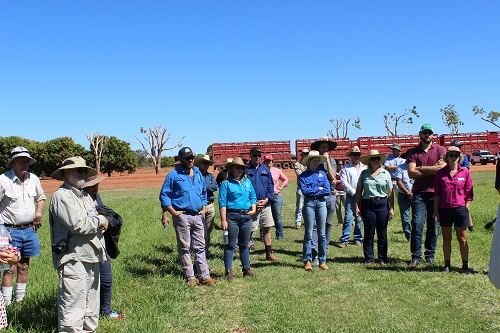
[135,125,184,175]
[383,106,419,136]
[85,131,108,174]
[328,118,360,138]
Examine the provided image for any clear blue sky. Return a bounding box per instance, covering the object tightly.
[1,1,499,156]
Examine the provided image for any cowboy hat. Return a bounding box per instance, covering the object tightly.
[388,143,402,151]
[194,154,214,167]
[346,146,363,157]
[50,156,98,181]
[82,175,105,188]
[311,136,337,151]
[301,150,327,166]
[224,156,249,170]
[361,149,387,165]
[6,146,37,169]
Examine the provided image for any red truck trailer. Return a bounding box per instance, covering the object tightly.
[357,134,440,155]
[212,140,292,170]
[439,132,499,157]
[295,138,352,163]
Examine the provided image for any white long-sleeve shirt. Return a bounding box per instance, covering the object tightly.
[340,161,366,197]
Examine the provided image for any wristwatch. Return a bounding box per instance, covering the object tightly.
[419,166,423,171]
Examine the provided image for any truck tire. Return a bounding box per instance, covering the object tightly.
[471,159,475,165]
[282,162,290,169]
[481,160,487,165]
[218,165,225,171]
[274,162,282,169]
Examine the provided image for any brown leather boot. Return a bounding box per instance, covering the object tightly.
[304,260,313,271]
[242,268,257,277]
[266,251,279,261]
[225,270,233,282]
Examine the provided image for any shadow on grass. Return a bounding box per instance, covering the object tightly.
[7,292,58,332]
[123,244,184,278]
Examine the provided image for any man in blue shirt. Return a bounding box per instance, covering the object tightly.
[246,147,279,261]
[450,140,470,169]
[160,147,215,285]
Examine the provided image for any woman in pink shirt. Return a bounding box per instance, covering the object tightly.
[434,146,474,274]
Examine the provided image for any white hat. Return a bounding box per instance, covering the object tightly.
[301,150,327,166]
[7,146,37,169]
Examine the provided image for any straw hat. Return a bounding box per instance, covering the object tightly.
[311,136,337,151]
[50,156,97,181]
[7,146,37,169]
[346,146,363,157]
[194,154,214,167]
[82,175,105,188]
[301,150,327,166]
[224,156,249,171]
[361,149,387,165]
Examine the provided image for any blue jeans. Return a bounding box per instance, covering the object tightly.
[361,198,389,263]
[99,260,113,315]
[340,194,363,245]
[335,192,346,225]
[224,212,252,271]
[397,192,412,241]
[271,193,284,239]
[312,193,336,251]
[295,188,304,225]
[410,192,438,262]
[302,198,327,263]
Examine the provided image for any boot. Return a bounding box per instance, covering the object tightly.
[225,270,233,282]
[242,268,257,277]
[304,260,313,271]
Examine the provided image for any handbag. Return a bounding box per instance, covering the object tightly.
[488,203,500,288]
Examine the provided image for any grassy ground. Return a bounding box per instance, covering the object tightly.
[5,171,500,332]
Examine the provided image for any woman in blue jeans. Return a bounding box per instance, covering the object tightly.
[299,150,331,271]
[355,150,394,267]
[218,157,257,282]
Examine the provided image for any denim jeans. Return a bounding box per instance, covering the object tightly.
[99,260,113,315]
[361,198,389,263]
[397,192,412,241]
[335,191,346,225]
[410,192,438,262]
[295,187,304,225]
[271,193,284,238]
[302,198,327,263]
[312,193,336,251]
[224,212,252,271]
[340,193,363,245]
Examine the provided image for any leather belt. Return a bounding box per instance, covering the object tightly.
[365,197,387,202]
[227,209,250,214]
[5,223,32,230]
[183,211,199,216]
[305,195,324,200]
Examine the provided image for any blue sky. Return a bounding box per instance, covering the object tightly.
[1,1,499,156]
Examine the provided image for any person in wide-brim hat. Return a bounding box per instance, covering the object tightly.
[301,150,327,166]
[50,156,97,181]
[6,146,37,169]
[346,146,363,157]
[360,149,387,165]
[224,156,249,171]
[311,136,337,151]
[194,154,215,168]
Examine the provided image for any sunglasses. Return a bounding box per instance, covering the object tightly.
[351,153,361,157]
[234,166,245,170]
[421,130,433,135]
[75,168,87,174]
[201,161,211,165]
[370,156,381,161]
[252,154,262,158]
[448,153,460,158]
[183,156,195,161]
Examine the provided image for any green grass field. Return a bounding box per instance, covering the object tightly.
[5,171,500,332]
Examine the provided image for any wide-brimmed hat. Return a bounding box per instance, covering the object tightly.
[310,136,337,151]
[82,175,105,188]
[361,149,387,165]
[388,143,402,151]
[301,150,327,166]
[194,154,214,167]
[50,156,98,181]
[224,156,249,171]
[346,146,363,157]
[6,146,37,169]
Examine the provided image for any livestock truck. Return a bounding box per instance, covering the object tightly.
[211,140,292,170]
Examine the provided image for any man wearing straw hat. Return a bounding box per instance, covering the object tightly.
[194,154,218,254]
[339,146,366,248]
[0,146,46,305]
[49,156,109,332]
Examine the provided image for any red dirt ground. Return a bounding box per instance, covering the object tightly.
[40,164,496,195]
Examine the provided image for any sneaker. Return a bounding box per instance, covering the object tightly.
[304,260,313,271]
[295,223,301,229]
[442,267,450,274]
[107,311,124,320]
[355,241,362,246]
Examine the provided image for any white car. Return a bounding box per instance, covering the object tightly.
[470,150,497,165]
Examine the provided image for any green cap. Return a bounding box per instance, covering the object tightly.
[419,124,433,133]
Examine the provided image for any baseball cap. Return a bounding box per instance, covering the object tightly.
[301,148,310,154]
[178,147,195,158]
[250,147,262,155]
[263,154,273,161]
[450,139,463,147]
[419,124,434,133]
